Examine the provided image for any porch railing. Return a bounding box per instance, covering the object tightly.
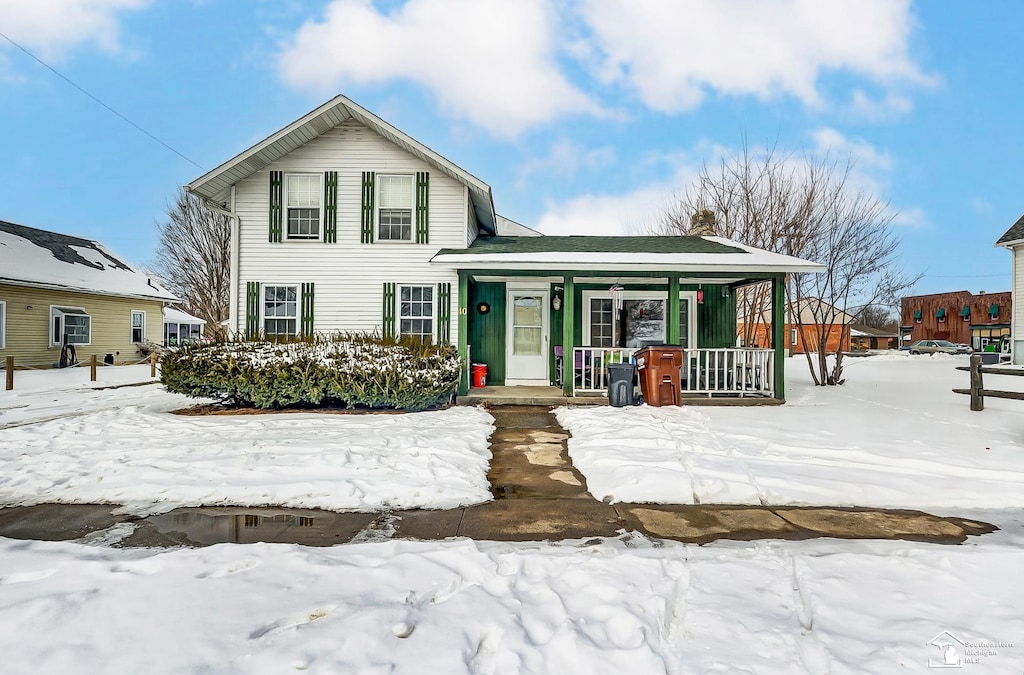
[572,347,636,394]
[571,347,774,398]
[682,348,774,397]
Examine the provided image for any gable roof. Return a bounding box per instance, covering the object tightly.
[996,213,1024,246]
[186,94,496,233]
[432,235,825,273]
[0,220,176,302]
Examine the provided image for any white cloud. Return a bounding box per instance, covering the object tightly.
[0,0,148,62]
[516,138,615,187]
[276,0,600,137]
[534,157,699,236]
[577,0,932,113]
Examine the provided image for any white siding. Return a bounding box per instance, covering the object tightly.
[234,119,462,343]
[1014,245,1024,363]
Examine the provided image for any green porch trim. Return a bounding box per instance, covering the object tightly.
[561,275,575,396]
[772,275,785,401]
[457,271,470,396]
[667,276,681,344]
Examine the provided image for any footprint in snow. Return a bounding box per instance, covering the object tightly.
[249,605,337,639]
[0,568,57,584]
[197,558,262,579]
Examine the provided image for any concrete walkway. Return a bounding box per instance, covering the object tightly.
[0,405,997,547]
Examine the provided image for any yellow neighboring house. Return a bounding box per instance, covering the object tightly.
[0,220,177,367]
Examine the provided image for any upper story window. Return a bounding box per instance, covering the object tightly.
[51,306,91,346]
[286,174,321,240]
[131,310,146,343]
[264,285,298,337]
[378,175,413,241]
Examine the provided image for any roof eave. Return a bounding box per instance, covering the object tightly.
[186,94,497,230]
[429,257,825,274]
[0,277,179,303]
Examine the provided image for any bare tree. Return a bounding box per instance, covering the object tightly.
[855,304,897,330]
[659,141,918,385]
[152,188,231,339]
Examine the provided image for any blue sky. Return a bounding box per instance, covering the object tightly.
[0,0,1020,295]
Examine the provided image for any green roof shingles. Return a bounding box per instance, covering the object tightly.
[438,235,747,256]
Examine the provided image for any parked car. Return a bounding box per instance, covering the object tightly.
[908,340,970,355]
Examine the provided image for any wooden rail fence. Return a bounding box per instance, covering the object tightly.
[2,353,159,391]
[953,354,1024,411]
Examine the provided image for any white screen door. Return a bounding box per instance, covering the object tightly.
[506,290,549,383]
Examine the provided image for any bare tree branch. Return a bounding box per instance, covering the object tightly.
[151,188,231,339]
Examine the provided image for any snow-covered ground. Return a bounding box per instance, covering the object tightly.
[556,354,1024,510]
[2,356,1024,672]
[0,366,495,514]
[0,524,1021,674]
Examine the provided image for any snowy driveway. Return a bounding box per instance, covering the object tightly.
[556,355,1024,510]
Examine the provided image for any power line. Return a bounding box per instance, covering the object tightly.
[922,273,1009,279]
[0,30,204,171]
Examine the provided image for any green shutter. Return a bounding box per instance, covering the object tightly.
[323,171,338,243]
[246,282,261,339]
[269,171,283,242]
[300,283,315,336]
[361,171,375,243]
[382,283,396,336]
[437,282,451,343]
[416,171,429,244]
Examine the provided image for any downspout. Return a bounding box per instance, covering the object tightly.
[195,187,240,336]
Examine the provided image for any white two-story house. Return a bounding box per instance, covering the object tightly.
[187,95,822,400]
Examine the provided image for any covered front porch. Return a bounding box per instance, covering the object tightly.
[432,235,823,403]
[454,269,787,401]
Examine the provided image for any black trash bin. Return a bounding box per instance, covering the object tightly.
[607,361,637,407]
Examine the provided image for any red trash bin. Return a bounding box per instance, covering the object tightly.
[472,363,488,388]
[635,346,683,406]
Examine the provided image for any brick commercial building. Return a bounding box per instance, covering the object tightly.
[740,298,854,354]
[900,290,1010,349]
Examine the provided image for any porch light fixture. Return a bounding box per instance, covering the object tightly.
[551,295,562,311]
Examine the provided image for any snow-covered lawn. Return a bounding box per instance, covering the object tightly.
[0,367,494,515]
[556,354,1024,510]
[1,526,1021,673]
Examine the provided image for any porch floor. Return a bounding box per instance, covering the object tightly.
[458,386,785,407]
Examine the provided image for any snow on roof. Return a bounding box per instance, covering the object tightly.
[432,235,824,273]
[163,307,206,324]
[0,221,177,302]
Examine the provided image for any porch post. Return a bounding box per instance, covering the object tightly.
[457,270,470,396]
[562,274,575,396]
[667,275,681,344]
[772,274,785,400]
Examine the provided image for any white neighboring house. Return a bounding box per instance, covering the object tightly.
[185,95,822,400]
[162,307,206,346]
[996,216,1024,364]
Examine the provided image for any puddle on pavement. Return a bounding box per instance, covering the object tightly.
[0,505,376,548]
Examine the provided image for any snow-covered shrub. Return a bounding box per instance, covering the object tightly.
[161,333,461,411]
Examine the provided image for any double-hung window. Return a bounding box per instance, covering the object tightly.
[50,306,91,346]
[263,285,298,337]
[131,310,146,343]
[378,175,414,241]
[399,285,433,341]
[286,174,321,239]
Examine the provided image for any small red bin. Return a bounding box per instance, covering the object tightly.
[471,363,487,388]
